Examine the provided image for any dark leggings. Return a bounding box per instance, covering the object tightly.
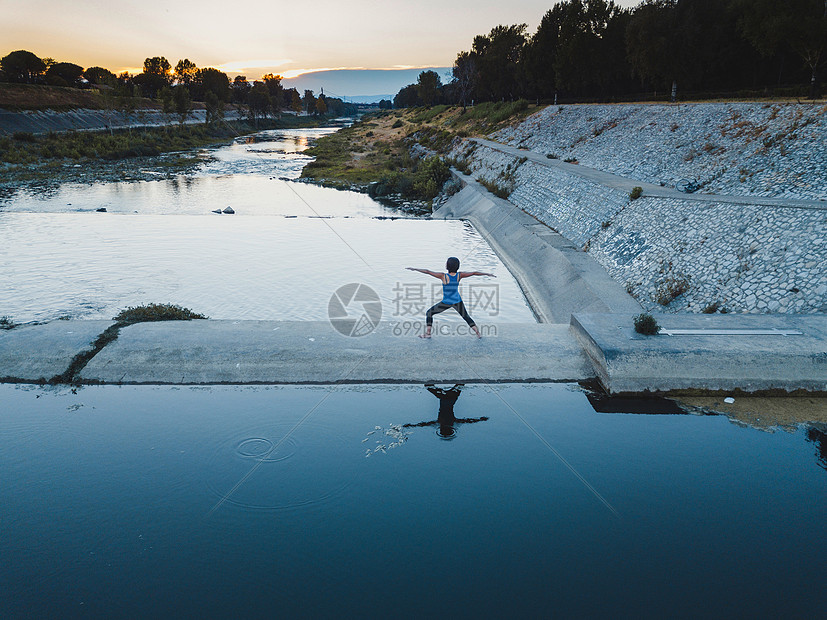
[426,301,476,327]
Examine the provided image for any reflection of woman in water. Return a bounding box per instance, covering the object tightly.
[403,384,489,439]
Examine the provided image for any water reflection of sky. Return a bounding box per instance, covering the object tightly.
[2,383,825,617]
[0,215,534,322]
[0,127,535,322]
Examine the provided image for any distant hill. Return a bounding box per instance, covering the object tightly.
[282,68,452,102]
[345,94,394,104]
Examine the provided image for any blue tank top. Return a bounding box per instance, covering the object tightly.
[442,273,461,304]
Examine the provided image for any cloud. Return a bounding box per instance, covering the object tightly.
[215,59,293,73]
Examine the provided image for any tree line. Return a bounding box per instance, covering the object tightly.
[395,0,827,107]
[0,50,355,122]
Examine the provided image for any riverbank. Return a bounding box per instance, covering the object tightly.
[0,115,331,192]
[440,102,827,315]
[298,101,537,209]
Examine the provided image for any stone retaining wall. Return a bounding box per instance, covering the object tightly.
[0,108,244,136]
[494,102,827,202]
[449,127,827,315]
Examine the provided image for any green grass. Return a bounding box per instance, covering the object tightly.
[448,100,533,133]
[113,303,208,325]
[409,105,450,124]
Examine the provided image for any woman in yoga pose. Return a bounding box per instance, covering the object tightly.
[406,256,495,338]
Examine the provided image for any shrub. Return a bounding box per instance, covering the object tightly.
[369,171,416,198]
[113,303,208,325]
[479,178,510,199]
[630,186,643,200]
[413,156,451,200]
[563,157,578,163]
[546,153,559,159]
[0,316,16,330]
[12,131,36,142]
[634,313,660,335]
[654,276,690,306]
[701,302,720,314]
[391,120,403,129]
[447,157,471,175]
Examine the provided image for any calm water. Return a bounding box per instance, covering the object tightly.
[0,127,534,323]
[1,383,825,617]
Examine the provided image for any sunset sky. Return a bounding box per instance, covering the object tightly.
[3,0,641,94]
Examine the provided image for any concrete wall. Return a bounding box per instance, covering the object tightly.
[434,177,641,323]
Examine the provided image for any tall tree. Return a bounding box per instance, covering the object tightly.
[303,89,316,114]
[174,58,198,86]
[471,24,528,101]
[45,62,84,87]
[205,90,224,125]
[416,70,442,106]
[136,56,171,98]
[173,84,193,125]
[394,84,420,108]
[524,7,564,100]
[737,0,827,97]
[232,75,250,104]
[552,0,627,99]
[84,66,116,86]
[248,81,271,124]
[290,89,302,113]
[200,68,230,102]
[626,0,680,94]
[262,73,283,113]
[0,50,46,83]
[452,51,478,108]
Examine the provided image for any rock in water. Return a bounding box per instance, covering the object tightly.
[96,207,107,212]
[223,207,235,214]
[212,209,222,214]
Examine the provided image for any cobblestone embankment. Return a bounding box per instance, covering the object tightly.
[494,102,827,201]
[448,103,827,315]
[0,108,244,136]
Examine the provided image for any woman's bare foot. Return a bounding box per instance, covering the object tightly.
[420,327,432,339]
[472,326,482,339]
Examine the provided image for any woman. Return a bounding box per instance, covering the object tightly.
[406,256,495,338]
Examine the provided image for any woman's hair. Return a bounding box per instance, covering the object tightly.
[446,256,460,272]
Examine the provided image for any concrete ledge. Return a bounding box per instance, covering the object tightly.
[78,320,593,384]
[571,313,827,393]
[434,179,641,323]
[0,321,114,381]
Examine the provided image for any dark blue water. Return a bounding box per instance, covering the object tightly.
[1,384,825,617]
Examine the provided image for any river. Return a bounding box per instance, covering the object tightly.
[0,124,535,324]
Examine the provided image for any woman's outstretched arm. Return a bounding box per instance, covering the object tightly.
[459,271,497,278]
[406,267,444,278]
